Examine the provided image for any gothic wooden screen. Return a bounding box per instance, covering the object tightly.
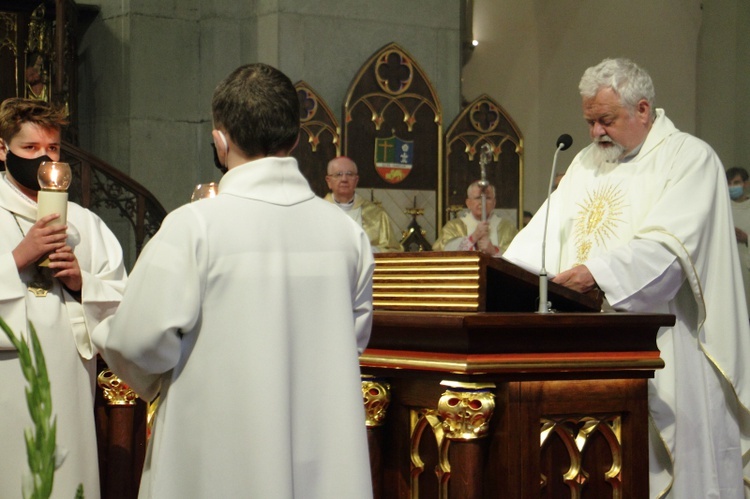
[0,0,80,142]
[293,80,340,198]
[342,42,442,241]
[444,94,523,226]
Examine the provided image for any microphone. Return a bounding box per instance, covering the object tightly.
[556,134,573,151]
[538,134,573,313]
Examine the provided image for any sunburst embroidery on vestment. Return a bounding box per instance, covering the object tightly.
[573,183,626,264]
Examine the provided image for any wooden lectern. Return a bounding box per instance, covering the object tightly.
[361,252,673,499]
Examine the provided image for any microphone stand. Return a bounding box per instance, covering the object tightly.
[538,139,570,313]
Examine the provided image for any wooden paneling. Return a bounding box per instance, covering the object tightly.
[361,281,671,498]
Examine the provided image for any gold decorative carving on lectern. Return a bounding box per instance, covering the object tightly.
[410,408,450,497]
[373,253,483,311]
[539,415,622,495]
[362,375,391,427]
[436,381,496,440]
[97,369,138,406]
[408,381,496,497]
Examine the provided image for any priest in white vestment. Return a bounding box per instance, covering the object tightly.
[93,64,375,499]
[0,98,126,499]
[432,180,518,255]
[504,58,750,498]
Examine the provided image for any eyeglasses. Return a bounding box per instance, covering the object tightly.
[328,171,358,179]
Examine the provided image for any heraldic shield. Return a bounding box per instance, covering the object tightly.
[374,135,414,184]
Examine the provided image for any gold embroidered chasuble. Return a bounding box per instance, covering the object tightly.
[324,193,402,252]
[432,211,518,253]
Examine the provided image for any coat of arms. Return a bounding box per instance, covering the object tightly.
[374,135,414,184]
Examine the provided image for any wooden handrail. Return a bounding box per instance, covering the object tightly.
[61,141,166,261]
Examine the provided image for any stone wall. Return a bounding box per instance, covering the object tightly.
[78,0,461,213]
[461,0,750,212]
[76,0,750,264]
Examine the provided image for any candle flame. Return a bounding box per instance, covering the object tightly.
[38,162,71,191]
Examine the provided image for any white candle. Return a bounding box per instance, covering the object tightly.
[36,162,71,266]
[37,189,68,225]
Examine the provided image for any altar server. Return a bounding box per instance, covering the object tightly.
[0,97,126,499]
[94,63,375,498]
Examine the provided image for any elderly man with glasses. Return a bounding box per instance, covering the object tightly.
[324,156,402,252]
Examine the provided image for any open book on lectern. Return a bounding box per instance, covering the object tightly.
[372,251,602,313]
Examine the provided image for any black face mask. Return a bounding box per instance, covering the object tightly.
[4,150,52,192]
[211,143,227,175]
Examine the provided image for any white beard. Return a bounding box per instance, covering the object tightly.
[590,137,626,164]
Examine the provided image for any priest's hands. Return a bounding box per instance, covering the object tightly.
[471,222,499,256]
[12,213,67,270]
[736,227,748,246]
[475,237,499,256]
[551,264,597,293]
[471,222,490,243]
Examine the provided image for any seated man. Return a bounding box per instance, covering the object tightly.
[433,180,517,256]
[324,156,402,252]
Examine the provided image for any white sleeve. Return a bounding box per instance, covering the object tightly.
[445,236,474,251]
[353,231,375,353]
[0,252,28,350]
[92,210,203,400]
[585,239,684,312]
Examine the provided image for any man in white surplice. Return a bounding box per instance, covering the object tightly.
[504,58,750,498]
[93,64,375,498]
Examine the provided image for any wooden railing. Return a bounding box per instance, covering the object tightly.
[62,141,166,266]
